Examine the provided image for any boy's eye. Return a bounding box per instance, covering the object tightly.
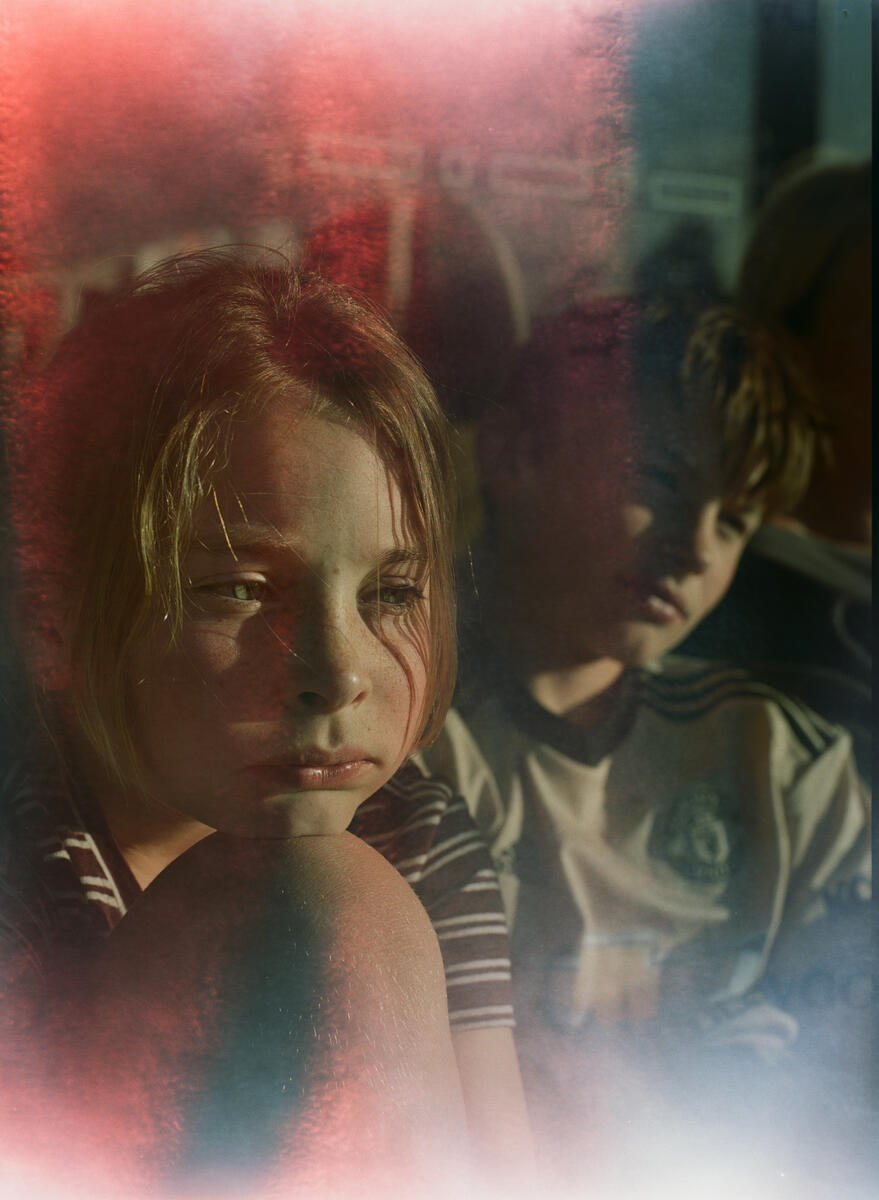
[718,513,746,538]
[641,465,678,492]
[718,508,758,539]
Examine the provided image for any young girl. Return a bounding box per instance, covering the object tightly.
[1,251,530,1196]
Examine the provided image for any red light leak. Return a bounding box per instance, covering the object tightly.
[0,0,634,362]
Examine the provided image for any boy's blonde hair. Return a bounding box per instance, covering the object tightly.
[680,305,821,517]
[10,250,456,790]
[477,298,821,523]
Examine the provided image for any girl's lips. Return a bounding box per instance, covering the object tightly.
[248,756,375,790]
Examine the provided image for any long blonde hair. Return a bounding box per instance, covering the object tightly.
[10,250,456,790]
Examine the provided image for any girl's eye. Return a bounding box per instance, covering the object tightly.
[195,578,273,606]
[364,582,426,614]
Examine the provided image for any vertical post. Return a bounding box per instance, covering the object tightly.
[753,0,821,206]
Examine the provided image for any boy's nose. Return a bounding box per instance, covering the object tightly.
[286,621,368,714]
[661,504,716,577]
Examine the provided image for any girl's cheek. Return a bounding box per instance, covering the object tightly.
[144,626,284,720]
[398,651,431,751]
[148,631,243,695]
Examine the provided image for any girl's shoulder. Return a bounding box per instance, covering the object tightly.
[350,761,459,852]
[351,761,495,895]
[0,751,132,975]
[351,762,514,1032]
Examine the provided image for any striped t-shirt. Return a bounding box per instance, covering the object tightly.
[0,757,514,1033]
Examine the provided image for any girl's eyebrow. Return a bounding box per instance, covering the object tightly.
[192,525,299,556]
[378,547,428,573]
[190,524,426,571]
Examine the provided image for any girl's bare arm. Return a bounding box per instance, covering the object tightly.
[452,1025,536,1193]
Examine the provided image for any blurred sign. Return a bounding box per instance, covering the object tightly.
[646,170,743,218]
[488,152,594,199]
[305,133,424,184]
[301,133,604,202]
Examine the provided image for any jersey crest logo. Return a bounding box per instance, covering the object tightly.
[649,783,742,883]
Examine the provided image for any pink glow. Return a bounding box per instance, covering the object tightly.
[1,1,633,359]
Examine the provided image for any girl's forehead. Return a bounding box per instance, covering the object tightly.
[225,400,375,479]
[202,403,411,553]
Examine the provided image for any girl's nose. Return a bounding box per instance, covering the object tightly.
[287,621,368,714]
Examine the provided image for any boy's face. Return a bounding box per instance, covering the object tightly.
[501,390,761,671]
[125,401,429,838]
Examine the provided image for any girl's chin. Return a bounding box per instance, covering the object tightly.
[219,790,365,839]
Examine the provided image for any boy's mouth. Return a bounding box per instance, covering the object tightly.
[619,576,688,624]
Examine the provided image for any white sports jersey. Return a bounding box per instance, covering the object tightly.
[420,659,871,1192]
[420,659,870,1039]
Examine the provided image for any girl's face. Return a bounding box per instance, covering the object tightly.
[125,400,430,838]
